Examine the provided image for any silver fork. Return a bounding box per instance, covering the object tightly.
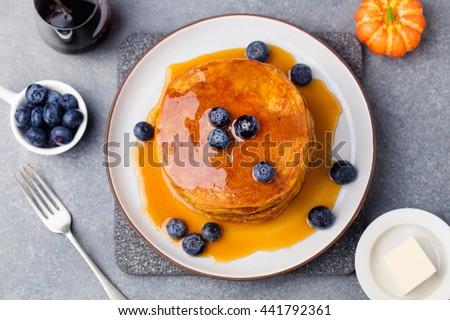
[15,165,127,300]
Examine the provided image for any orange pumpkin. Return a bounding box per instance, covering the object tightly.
[355,0,426,58]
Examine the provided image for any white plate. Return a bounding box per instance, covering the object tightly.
[355,208,450,299]
[105,15,375,279]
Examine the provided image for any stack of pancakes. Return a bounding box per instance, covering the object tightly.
[154,59,315,223]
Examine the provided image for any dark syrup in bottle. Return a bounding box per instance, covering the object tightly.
[43,1,96,29]
[35,0,110,53]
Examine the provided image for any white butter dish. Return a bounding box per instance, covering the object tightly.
[355,208,450,300]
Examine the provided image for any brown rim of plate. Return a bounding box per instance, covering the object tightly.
[104,13,377,280]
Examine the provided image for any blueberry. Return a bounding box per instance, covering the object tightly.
[43,102,63,127]
[308,206,334,229]
[25,84,47,105]
[14,106,32,128]
[330,160,357,185]
[253,162,275,183]
[47,135,59,148]
[234,115,259,139]
[246,41,270,63]
[208,107,230,128]
[290,63,313,86]
[25,127,47,147]
[46,90,61,104]
[201,222,222,242]
[208,128,230,150]
[62,109,84,129]
[31,107,45,128]
[51,126,73,145]
[182,233,206,256]
[133,121,154,141]
[58,93,78,111]
[166,219,187,239]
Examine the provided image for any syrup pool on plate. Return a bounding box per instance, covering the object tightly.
[133,45,342,262]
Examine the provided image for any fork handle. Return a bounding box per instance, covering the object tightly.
[65,231,127,300]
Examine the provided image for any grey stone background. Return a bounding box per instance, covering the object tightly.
[0,0,448,299]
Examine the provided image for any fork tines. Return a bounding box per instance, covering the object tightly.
[15,165,62,222]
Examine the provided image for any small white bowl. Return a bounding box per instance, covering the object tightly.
[0,80,88,155]
[355,208,450,300]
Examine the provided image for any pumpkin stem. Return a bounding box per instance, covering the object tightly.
[386,4,396,23]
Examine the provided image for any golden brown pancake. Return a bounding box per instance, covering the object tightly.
[154,58,315,223]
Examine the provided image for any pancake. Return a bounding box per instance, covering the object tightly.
[154,58,315,223]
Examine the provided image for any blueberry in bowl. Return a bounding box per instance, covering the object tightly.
[62,109,84,129]
[51,126,73,145]
[46,90,61,104]
[8,80,88,155]
[25,83,47,105]
[25,127,47,147]
[58,93,78,111]
[246,41,270,63]
[31,107,45,128]
[43,102,63,127]
[14,106,32,128]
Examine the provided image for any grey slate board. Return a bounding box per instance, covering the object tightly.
[114,32,365,276]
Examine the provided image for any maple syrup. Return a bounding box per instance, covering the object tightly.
[133,45,342,262]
